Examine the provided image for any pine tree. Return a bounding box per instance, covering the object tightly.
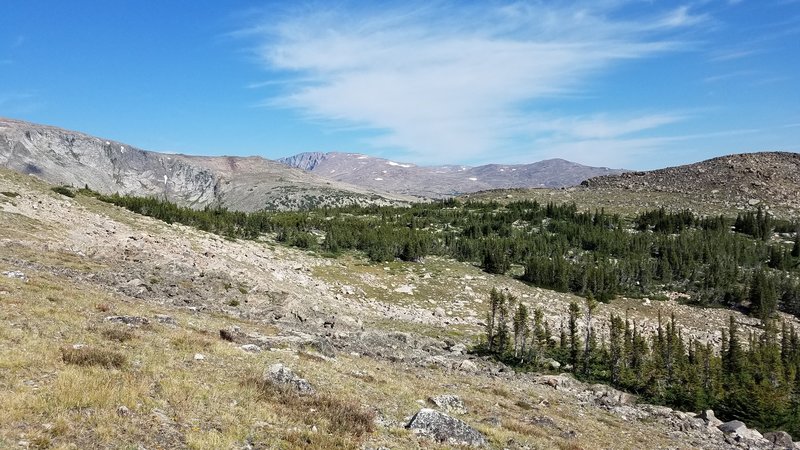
[583,294,598,376]
[512,303,529,359]
[568,301,581,369]
[750,270,778,321]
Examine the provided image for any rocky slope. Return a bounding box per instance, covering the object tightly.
[2,168,800,449]
[0,118,412,211]
[582,151,800,215]
[278,152,625,198]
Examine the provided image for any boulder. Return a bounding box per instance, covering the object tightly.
[697,409,722,428]
[449,343,467,355]
[588,384,635,406]
[406,408,487,447]
[105,315,150,326]
[718,420,763,442]
[718,420,746,434]
[428,394,467,415]
[458,360,479,373]
[545,358,561,370]
[763,431,794,449]
[264,363,315,396]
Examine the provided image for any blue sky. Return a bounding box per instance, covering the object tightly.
[1,1,799,169]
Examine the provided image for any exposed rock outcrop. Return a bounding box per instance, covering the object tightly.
[406,408,487,447]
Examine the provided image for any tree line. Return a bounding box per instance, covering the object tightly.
[481,288,800,437]
[90,191,800,319]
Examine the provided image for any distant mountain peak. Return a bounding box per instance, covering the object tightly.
[277,151,627,197]
[276,151,331,171]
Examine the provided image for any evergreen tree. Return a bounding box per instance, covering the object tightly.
[512,303,529,358]
[568,301,581,369]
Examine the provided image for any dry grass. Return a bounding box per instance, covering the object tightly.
[99,326,136,342]
[0,171,709,449]
[245,376,375,438]
[501,419,548,439]
[61,346,127,369]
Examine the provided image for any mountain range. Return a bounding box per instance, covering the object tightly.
[0,118,412,211]
[278,151,625,198]
[1,118,625,210]
[2,117,798,216]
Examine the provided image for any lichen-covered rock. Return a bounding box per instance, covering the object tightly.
[264,363,315,395]
[105,315,150,326]
[763,431,794,449]
[428,394,467,415]
[406,408,486,447]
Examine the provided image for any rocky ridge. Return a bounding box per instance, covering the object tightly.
[0,117,412,211]
[583,151,800,215]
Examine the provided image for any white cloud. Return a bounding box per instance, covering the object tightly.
[244,1,707,164]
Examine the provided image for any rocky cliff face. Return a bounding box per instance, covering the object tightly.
[0,118,411,211]
[277,152,329,171]
[0,118,218,207]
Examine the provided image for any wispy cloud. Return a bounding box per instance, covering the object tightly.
[242,1,708,163]
[0,92,41,115]
[710,49,758,61]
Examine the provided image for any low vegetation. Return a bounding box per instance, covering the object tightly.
[60,345,127,368]
[93,191,800,320]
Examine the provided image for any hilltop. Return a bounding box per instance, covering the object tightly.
[582,151,800,215]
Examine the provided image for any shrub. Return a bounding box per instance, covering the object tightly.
[61,346,126,368]
[100,327,136,342]
[245,376,374,437]
[51,186,75,198]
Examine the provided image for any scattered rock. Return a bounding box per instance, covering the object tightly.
[193,353,205,361]
[718,420,764,442]
[697,409,722,428]
[309,337,336,358]
[428,394,467,415]
[264,363,315,396]
[449,343,467,355]
[433,307,446,317]
[458,360,478,373]
[240,344,261,353]
[763,431,794,449]
[718,420,746,434]
[116,405,131,417]
[105,315,150,326]
[154,314,177,326]
[589,384,635,407]
[2,270,27,282]
[406,408,487,447]
[393,284,415,295]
